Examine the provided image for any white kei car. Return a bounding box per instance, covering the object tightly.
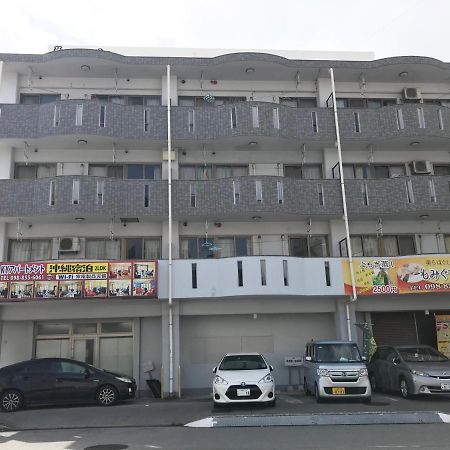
[212,353,275,407]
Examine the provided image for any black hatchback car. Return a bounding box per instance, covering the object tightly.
[0,358,136,412]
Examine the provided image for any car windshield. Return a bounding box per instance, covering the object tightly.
[219,355,267,371]
[398,347,448,363]
[316,344,361,362]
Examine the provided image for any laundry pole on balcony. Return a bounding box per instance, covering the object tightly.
[329,67,358,342]
[166,64,174,397]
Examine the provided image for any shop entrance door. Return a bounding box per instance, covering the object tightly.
[72,338,96,365]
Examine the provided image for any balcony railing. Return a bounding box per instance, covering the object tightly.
[0,100,448,142]
[0,175,449,220]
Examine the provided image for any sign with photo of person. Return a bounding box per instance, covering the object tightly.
[0,260,157,301]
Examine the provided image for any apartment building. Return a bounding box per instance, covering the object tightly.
[1,48,450,395]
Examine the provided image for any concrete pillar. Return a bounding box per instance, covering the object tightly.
[316,76,333,108]
[334,298,358,342]
[0,63,19,103]
[162,74,178,106]
[0,222,7,261]
[0,146,13,179]
[162,220,179,259]
[329,220,347,257]
[161,300,180,397]
[323,147,339,179]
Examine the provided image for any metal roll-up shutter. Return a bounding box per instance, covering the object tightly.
[371,312,418,346]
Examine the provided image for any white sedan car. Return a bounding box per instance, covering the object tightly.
[212,353,275,407]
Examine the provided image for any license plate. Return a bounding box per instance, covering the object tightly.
[237,388,251,397]
[441,383,450,391]
[332,387,346,395]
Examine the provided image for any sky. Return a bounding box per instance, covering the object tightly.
[0,0,449,61]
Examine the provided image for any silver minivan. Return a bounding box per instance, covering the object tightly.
[303,340,371,403]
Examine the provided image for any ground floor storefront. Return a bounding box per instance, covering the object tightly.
[2,294,450,396]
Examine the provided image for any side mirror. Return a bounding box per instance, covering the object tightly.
[84,369,91,378]
[269,365,274,372]
[392,357,400,365]
[362,356,367,361]
[305,356,312,362]
[212,367,217,374]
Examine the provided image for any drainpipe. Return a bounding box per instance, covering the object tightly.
[329,68,358,342]
[167,65,174,396]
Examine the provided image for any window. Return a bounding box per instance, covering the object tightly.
[230,107,237,129]
[277,181,284,204]
[273,108,280,129]
[362,183,369,205]
[178,96,245,107]
[340,235,416,257]
[406,179,414,204]
[144,184,150,207]
[260,259,267,286]
[190,184,197,207]
[97,181,104,205]
[127,164,161,180]
[49,180,56,206]
[91,95,161,106]
[125,238,142,259]
[354,112,361,132]
[14,163,57,179]
[53,104,60,127]
[20,94,60,104]
[180,237,251,259]
[75,104,83,126]
[434,165,450,176]
[255,180,263,203]
[144,109,149,131]
[417,108,426,128]
[252,106,259,128]
[179,165,247,180]
[396,109,405,129]
[311,111,318,133]
[233,181,240,204]
[438,109,444,130]
[237,261,243,287]
[317,183,324,206]
[279,97,317,108]
[284,164,322,179]
[99,105,106,127]
[188,110,195,133]
[336,98,396,108]
[72,180,80,205]
[191,263,197,289]
[282,260,289,286]
[340,164,405,179]
[289,236,328,257]
[429,179,437,202]
[86,239,121,259]
[8,239,52,261]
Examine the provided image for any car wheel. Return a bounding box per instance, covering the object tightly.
[96,385,118,406]
[1,390,23,412]
[399,377,411,399]
[369,373,377,392]
[303,378,311,396]
[314,383,323,403]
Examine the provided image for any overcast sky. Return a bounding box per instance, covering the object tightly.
[0,0,449,61]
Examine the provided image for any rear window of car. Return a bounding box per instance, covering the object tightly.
[219,355,267,370]
[398,347,448,362]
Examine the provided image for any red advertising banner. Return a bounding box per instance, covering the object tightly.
[0,260,157,301]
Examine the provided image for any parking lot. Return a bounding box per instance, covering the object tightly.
[2,390,450,431]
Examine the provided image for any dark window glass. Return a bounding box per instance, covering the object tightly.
[20,94,40,105]
[144,165,161,179]
[126,238,142,259]
[374,166,390,179]
[434,165,450,176]
[127,164,144,179]
[15,165,36,179]
[40,95,59,104]
[28,360,56,373]
[290,238,308,257]
[107,166,123,178]
[398,236,415,255]
[128,96,144,106]
[55,361,86,374]
[348,99,365,108]
[235,238,250,256]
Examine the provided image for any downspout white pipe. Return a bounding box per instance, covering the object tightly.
[329,68,358,342]
[167,65,174,396]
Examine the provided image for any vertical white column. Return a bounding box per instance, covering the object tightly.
[0,222,7,261]
[0,146,14,179]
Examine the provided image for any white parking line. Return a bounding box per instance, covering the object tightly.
[379,395,400,402]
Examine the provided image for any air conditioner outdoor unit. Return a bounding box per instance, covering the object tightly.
[59,237,80,252]
[402,87,422,101]
[411,160,432,174]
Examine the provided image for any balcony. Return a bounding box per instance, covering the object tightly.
[157,256,344,299]
[1,100,448,144]
[0,175,449,221]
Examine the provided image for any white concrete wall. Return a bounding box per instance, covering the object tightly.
[0,64,18,103]
[0,320,34,367]
[0,147,13,179]
[180,312,336,389]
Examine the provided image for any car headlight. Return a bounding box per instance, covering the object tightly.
[411,369,430,377]
[115,376,132,383]
[317,369,329,377]
[359,368,368,377]
[214,375,228,385]
[258,374,274,384]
